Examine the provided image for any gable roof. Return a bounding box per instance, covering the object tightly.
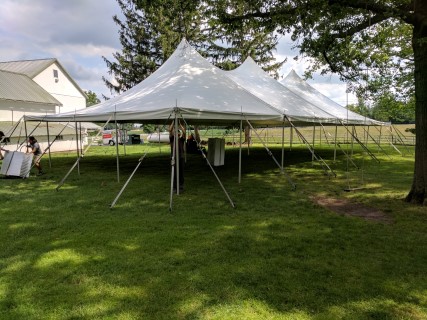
[0,58,56,78]
[0,70,61,106]
[0,58,87,98]
[25,39,283,125]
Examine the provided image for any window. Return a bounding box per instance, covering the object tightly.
[53,69,59,78]
[55,135,64,141]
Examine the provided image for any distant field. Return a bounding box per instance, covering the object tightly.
[136,123,416,147]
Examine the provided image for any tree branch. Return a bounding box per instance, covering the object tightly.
[328,0,415,24]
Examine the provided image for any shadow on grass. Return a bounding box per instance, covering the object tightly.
[1,145,426,319]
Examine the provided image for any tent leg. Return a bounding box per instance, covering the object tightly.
[46,122,52,168]
[174,111,235,208]
[169,139,176,212]
[246,119,296,190]
[334,125,338,162]
[285,116,336,178]
[174,112,180,195]
[110,153,147,208]
[56,117,112,191]
[114,113,120,183]
[75,121,80,176]
[290,126,293,151]
[281,122,285,170]
[312,123,315,163]
[23,121,71,178]
[238,119,242,184]
[340,121,379,163]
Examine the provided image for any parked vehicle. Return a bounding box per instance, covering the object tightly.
[102,130,128,146]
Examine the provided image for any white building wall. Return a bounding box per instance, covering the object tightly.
[33,63,86,114]
[0,100,56,122]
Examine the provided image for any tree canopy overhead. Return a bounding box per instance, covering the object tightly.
[218,0,426,205]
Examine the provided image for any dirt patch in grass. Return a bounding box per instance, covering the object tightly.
[312,196,393,224]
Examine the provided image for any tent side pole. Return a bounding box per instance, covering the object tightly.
[246,119,296,190]
[79,122,83,154]
[175,112,234,208]
[339,120,379,163]
[174,111,180,194]
[46,122,52,168]
[75,120,80,176]
[290,126,293,151]
[114,112,120,183]
[285,116,336,177]
[23,121,71,178]
[334,125,338,162]
[238,118,242,184]
[56,117,112,191]
[312,123,315,163]
[281,122,285,170]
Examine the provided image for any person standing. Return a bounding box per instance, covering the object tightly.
[0,131,7,160]
[27,136,44,175]
[169,122,186,191]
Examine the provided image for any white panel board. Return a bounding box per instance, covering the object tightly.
[0,151,33,178]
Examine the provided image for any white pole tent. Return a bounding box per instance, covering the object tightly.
[25,40,283,125]
[280,69,389,159]
[224,57,384,175]
[23,40,385,207]
[24,39,287,209]
[280,69,382,125]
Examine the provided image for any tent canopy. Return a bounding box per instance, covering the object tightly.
[25,40,382,127]
[280,69,382,125]
[25,39,283,126]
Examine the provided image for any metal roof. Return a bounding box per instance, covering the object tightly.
[0,58,87,98]
[0,58,56,78]
[0,70,61,105]
[0,121,78,138]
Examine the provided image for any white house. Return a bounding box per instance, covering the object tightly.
[0,58,87,122]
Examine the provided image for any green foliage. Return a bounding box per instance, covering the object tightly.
[371,93,415,124]
[217,0,415,100]
[104,0,283,93]
[84,90,101,107]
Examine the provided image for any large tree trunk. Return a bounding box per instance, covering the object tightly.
[405,6,427,205]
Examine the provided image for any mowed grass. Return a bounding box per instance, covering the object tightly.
[0,143,426,320]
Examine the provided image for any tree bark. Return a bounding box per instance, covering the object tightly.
[405,5,427,205]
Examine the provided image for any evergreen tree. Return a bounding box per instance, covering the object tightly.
[102,0,162,93]
[104,0,284,94]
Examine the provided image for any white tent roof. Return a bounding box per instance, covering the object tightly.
[281,70,382,125]
[25,39,283,125]
[226,57,339,124]
[227,57,381,125]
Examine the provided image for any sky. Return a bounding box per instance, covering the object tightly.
[0,0,356,105]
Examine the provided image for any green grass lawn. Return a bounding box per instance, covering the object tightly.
[0,143,426,320]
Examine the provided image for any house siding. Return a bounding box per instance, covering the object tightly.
[33,63,86,114]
